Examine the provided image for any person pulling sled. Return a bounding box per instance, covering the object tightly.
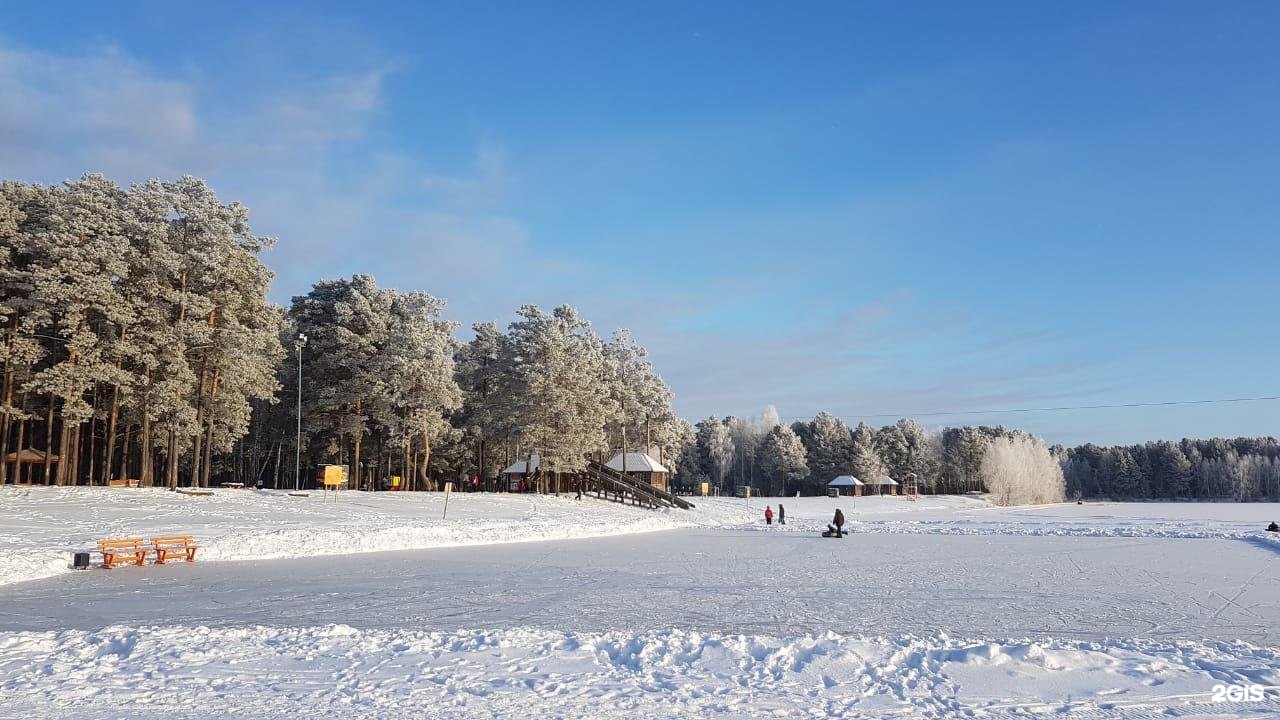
[823,508,845,538]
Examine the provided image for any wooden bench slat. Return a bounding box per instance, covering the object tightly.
[97,538,147,568]
[148,535,199,564]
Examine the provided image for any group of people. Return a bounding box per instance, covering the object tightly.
[763,505,847,538]
[763,504,785,525]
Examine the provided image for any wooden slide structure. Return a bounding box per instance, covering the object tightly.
[582,460,695,510]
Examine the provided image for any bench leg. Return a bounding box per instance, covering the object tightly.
[134,551,146,566]
[155,549,166,564]
[186,548,197,562]
[102,553,113,569]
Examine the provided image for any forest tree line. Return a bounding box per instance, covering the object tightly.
[676,411,1280,502]
[0,174,683,491]
[2,174,1275,502]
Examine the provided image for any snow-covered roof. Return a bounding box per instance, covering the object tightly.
[828,475,864,486]
[865,475,899,486]
[502,454,540,474]
[606,452,668,474]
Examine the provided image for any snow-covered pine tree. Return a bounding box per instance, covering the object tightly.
[370,290,462,491]
[849,421,887,483]
[800,411,853,490]
[695,416,735,493]
[455,322,511,488]
[502,305,610,491]
[756,424,808,496]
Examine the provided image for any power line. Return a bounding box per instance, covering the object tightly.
[780,395,1280,421]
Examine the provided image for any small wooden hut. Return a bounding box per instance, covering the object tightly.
[827,475,863,497]
[605,451,669,492]
[501,454,539,492]
[864,475,900,495]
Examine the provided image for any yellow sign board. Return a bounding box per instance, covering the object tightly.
[320,464,348,488]
[700,482,710,497]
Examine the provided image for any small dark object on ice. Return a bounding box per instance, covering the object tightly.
[1267,521,1279,533]
[823,523,844,538]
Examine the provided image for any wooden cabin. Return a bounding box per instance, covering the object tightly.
[501,454,539,492]
[827,475,863,497]
[605,451,669,492]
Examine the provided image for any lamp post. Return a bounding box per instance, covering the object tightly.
[294,333,307,490]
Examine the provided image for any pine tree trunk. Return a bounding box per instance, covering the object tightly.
[201,420,215,488]
[166,428,179,489]
[13,416,25,485]
[140,388,154,487]
[120,423,131,482]
[102,380,122,485]
[352,400,362,491]
[0,389,11,486]
[421,430,432,492]
[53,411,70,486]
[402,441,411,491]
[85,389,99,486]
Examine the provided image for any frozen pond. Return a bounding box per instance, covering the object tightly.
[4,529,1276,644]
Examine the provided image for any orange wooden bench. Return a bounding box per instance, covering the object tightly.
[98,538,147,568]
[150,535,199,564]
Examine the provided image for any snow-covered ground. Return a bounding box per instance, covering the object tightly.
[4,486,1275,588]
[0,485,757,587]
[1,487,1278,718]
[2,624,1276,719]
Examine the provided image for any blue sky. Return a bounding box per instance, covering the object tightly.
[2,1,1277,445]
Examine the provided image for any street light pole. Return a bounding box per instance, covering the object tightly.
[295,333,307,490]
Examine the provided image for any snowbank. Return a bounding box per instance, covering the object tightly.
[1,623,1275,719]
[0,486,755,587]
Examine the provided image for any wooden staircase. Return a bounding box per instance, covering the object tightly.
[583,460,695,510]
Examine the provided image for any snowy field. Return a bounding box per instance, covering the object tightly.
[0,487,1278,718]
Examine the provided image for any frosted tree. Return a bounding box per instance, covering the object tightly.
[369,290,462,490]
[454,322,511,488]
[756,424,808,496]
[0,182,53,484]
[849,422,886,481]
[727,406,780,489]
[896,418,940,490]
[287,275,395,487]
[24,175,131,485]
[1108,447,1145,498]
[874,423,909,479]
[603,329,677,467]
[942,426,991,493]
[665,419,700,490]
[502,305,610,490]
[695,416,735,492]
[800,411,853,488]
[980,434,1065,506]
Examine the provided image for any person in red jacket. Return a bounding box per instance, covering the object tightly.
[764,506,774,525]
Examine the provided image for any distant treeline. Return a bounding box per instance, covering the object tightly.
[675,412,1280,502]
[1059,437,1280,501]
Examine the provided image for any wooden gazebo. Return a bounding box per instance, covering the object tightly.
[3,448,59,484]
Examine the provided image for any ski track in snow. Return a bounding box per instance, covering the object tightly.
[0,624,1277,720]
